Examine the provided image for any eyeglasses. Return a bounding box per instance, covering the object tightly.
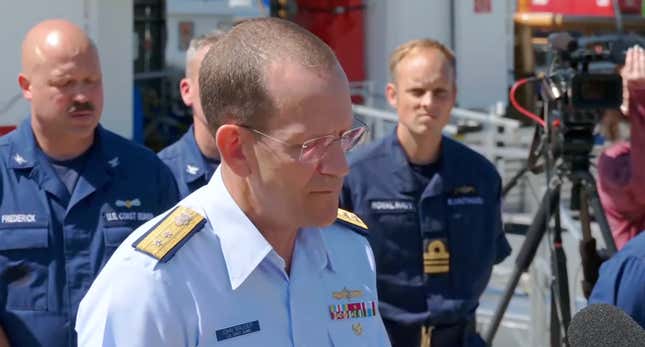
[239,119,368,163]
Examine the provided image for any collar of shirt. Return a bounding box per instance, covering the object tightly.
[190,168,332,290]
[6,117,117,206]
[180,126,216,184]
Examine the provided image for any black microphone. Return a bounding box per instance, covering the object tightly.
[568,303,645,347]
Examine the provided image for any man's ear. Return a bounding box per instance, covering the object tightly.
[179,78,193,107]
[216,124,252,177]
[385,82,398,109]
[18,73,32,100]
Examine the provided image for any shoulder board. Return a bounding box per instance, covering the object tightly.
[132,206,206,263]
[335,208,368,236]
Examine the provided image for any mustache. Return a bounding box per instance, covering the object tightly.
[67,102,95,113]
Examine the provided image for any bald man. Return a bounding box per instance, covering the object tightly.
[0,19,179,346]
[158,31,224,198]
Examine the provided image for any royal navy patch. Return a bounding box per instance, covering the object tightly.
[336,208,368,236]
[133,206,205,262]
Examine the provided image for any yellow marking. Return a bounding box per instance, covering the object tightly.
[454,185,476,195]
[352,323,363,336]
[135,206,204,260]
[332,288,363,300]
[337,209,368,230]
[423,239,450,274]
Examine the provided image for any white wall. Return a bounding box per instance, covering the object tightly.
[454,0,514,110]
[365,0,452,102]
[364,0,514,111]
[0,0,133,138]
[165,0,262,70]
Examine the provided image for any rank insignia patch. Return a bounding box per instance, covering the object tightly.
[332,287,363,300]
[329,301,377,320]
[423,238,450,275]
[133,206,205,262]
[336,208,368,235]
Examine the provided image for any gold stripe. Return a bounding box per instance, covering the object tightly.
[135,207,204,260]
[337,208,368,230]
[421,325,432,347]
[424,265,450,274]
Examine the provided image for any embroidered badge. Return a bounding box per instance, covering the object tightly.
[448,185,483,206]
[451,185,477,196]
[329,301,377,320]
[13,154,27,165]
[369,199,415,213]
[423,239,450,275]
[215,320,260,341]
[332,287,363,300]
[337,209,368,230]
[186,164,199,175]
[133,206,205,262]
[108,157,120,168]
[1,214,36,224]
[115,199,141,208]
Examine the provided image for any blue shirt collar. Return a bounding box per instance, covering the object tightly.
[179,126,216,184]
[185,168,331,290]
[387,127,457,197]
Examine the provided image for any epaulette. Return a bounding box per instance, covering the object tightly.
[132,206,206,262]
[335,208,368,236]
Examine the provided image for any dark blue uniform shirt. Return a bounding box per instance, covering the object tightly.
[589,231,645,329]
[158,126,219,198]
[340,130,511,346]
[0,118,179,347]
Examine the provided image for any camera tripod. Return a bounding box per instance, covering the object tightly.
[484,126,617,347]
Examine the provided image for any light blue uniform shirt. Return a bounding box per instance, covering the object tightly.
[75,168,391,346]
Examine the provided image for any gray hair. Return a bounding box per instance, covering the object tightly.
[185,29,226,76]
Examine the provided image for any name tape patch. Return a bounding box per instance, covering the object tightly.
[370,200,415,212]
[1,214,36,224]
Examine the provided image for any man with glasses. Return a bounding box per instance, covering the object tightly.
[75,18,391,346]
[340,39,511,347]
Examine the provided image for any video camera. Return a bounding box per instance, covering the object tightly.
[542,32,630,126]
[537,33,644,168]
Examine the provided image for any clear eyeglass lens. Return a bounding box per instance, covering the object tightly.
[299,126,367,162]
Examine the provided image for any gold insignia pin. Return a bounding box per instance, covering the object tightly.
[423,239,450,274]
[332,287,363,300]
[352,323,363,336]
[454,185,476,195]
[174,212,192,226]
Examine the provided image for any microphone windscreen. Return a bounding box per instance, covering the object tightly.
[568,303,645,347]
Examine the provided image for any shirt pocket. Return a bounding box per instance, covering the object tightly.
[102,226,133,261]
[0,225,49,311]
[447,202,494,290]
[373,212,420,272]
[328,318,380,347]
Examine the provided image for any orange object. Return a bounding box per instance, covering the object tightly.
[293,0,365,83]
[524,0,641,16]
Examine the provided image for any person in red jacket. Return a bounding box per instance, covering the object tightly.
[598,45,645,249]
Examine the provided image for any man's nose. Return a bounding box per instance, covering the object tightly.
[318,140,349,178]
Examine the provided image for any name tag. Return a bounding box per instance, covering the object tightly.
[104,211,154,224]
[1,214,37,224]
[447,197,484,206]
[370,200,415,213]
[216,320,260,341]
